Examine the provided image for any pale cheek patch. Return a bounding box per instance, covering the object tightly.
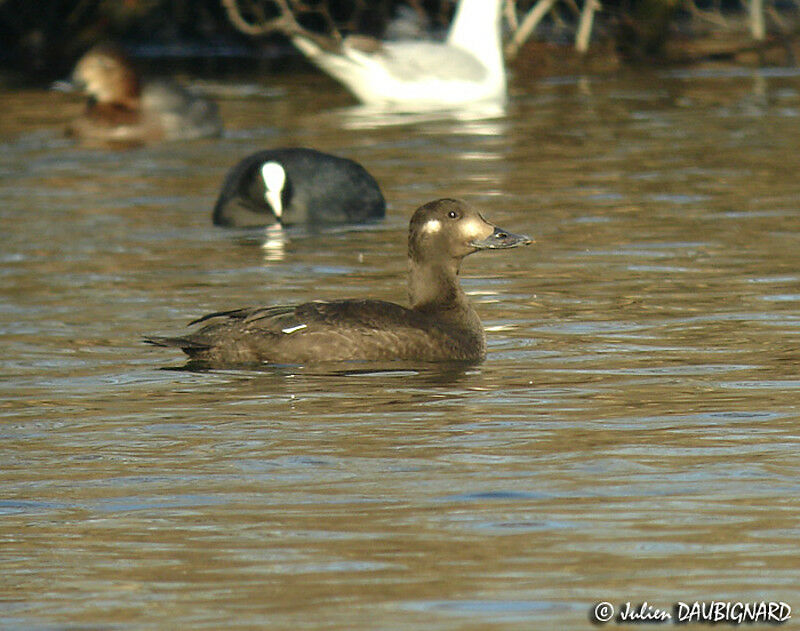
[422,219,442,234]
[461,217,489,241]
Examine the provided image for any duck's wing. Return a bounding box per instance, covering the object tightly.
[188,307,258,326]
[244,300,483,363]
[226,300,414,334]
[141,80,222,140]
[145,299,481,364]
[145,301,399,349]
[186,304,304,337]
[144,305,296,351]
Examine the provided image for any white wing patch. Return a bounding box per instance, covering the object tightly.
[282,323,307,334]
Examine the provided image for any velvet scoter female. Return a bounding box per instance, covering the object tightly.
[212,148,386,227]
[146,199,531,366]
[65,43,222,146]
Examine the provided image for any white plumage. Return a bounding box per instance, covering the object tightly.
[291,0,506,108]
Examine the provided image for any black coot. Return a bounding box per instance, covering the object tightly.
[212,148,386,227]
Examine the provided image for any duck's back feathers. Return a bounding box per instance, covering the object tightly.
[142,80,222,140]
[145,299,486,366]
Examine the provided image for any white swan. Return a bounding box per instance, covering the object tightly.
[291,0,506,108]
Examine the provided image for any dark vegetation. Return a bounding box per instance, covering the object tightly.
[0,0,798,83]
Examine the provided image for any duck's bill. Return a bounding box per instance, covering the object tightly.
[471,226,533,250]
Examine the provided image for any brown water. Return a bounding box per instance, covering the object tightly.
[1,67,799,630]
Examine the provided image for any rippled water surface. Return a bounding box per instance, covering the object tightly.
[2,67,800,629]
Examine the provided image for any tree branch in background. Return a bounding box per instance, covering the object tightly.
[749,0,765,40]
[575,0,600,53]
[505,0,519,31]
[505,0,559,59]
[220,0,343,51]
[220,0,294,36]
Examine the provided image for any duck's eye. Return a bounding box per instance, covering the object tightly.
[447,210,459,219]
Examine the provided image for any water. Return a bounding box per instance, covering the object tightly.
[1,68,799,629]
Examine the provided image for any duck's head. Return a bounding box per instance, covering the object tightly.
[70,44,140,105]
[409,198,531,264]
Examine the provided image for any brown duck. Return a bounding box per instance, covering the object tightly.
[145,199,531,367]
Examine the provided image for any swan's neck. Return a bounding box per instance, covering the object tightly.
[447,0,504,68]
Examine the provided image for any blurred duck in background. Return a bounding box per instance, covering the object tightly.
[289,0,506,108]
[61,43,222,147]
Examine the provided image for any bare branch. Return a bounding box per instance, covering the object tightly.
[220,0,298,36]
[748,0,766,40]
[220,0,343,52]
[683,0,730,29]
[505,0,519,31]
[505,0,559,59]
[575,0,600,53]
[561,0,581,18]
[766,4,790,33]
